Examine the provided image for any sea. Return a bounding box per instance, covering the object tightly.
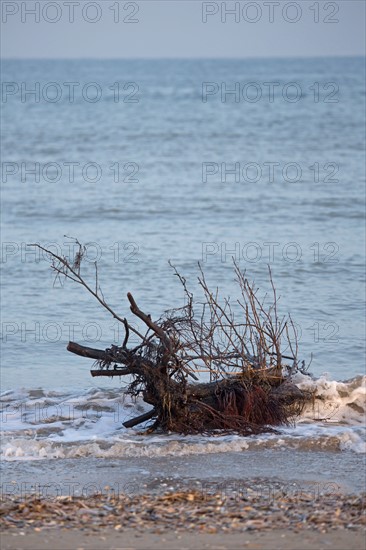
[1,57,365,498]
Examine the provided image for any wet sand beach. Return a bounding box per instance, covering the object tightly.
[2,527,365,550]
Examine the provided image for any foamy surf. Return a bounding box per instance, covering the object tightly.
[1,375,365,461]
[294,373,366,425]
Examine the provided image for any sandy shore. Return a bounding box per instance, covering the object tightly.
[1,527,365,550]
[1,484,364,550]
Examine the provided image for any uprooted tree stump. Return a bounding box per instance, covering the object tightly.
[32,240,313,435]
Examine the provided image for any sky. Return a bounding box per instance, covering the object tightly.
[0,0,365,59]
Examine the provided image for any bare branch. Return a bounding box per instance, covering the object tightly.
[34,240,311,435]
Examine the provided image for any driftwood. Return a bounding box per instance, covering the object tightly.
[31,239,313,435]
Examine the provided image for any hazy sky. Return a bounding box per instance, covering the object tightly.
[1,0,365,58]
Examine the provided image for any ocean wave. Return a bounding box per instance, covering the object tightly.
[1,374,365,460]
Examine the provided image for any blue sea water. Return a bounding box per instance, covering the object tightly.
[1,58,365,468]
[1,57,365,390]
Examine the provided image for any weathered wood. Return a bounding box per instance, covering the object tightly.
[67,342,116,361]
[67,342,129,364]
[269,381,306,403]
[91,368,133,377]
[123,408,157,428]
[35,240,312,436]
[127,293,173,352]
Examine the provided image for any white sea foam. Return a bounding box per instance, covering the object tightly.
[293,373,366,425]
[1,375,365,461]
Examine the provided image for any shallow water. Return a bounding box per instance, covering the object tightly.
[2,450,364,499]
[1,58,365,482]
[1,374,365,467]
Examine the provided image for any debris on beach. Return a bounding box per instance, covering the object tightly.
[32,240,313,435]
[1,487,365,534]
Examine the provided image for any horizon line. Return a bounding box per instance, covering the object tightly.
[1,54,365,61]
